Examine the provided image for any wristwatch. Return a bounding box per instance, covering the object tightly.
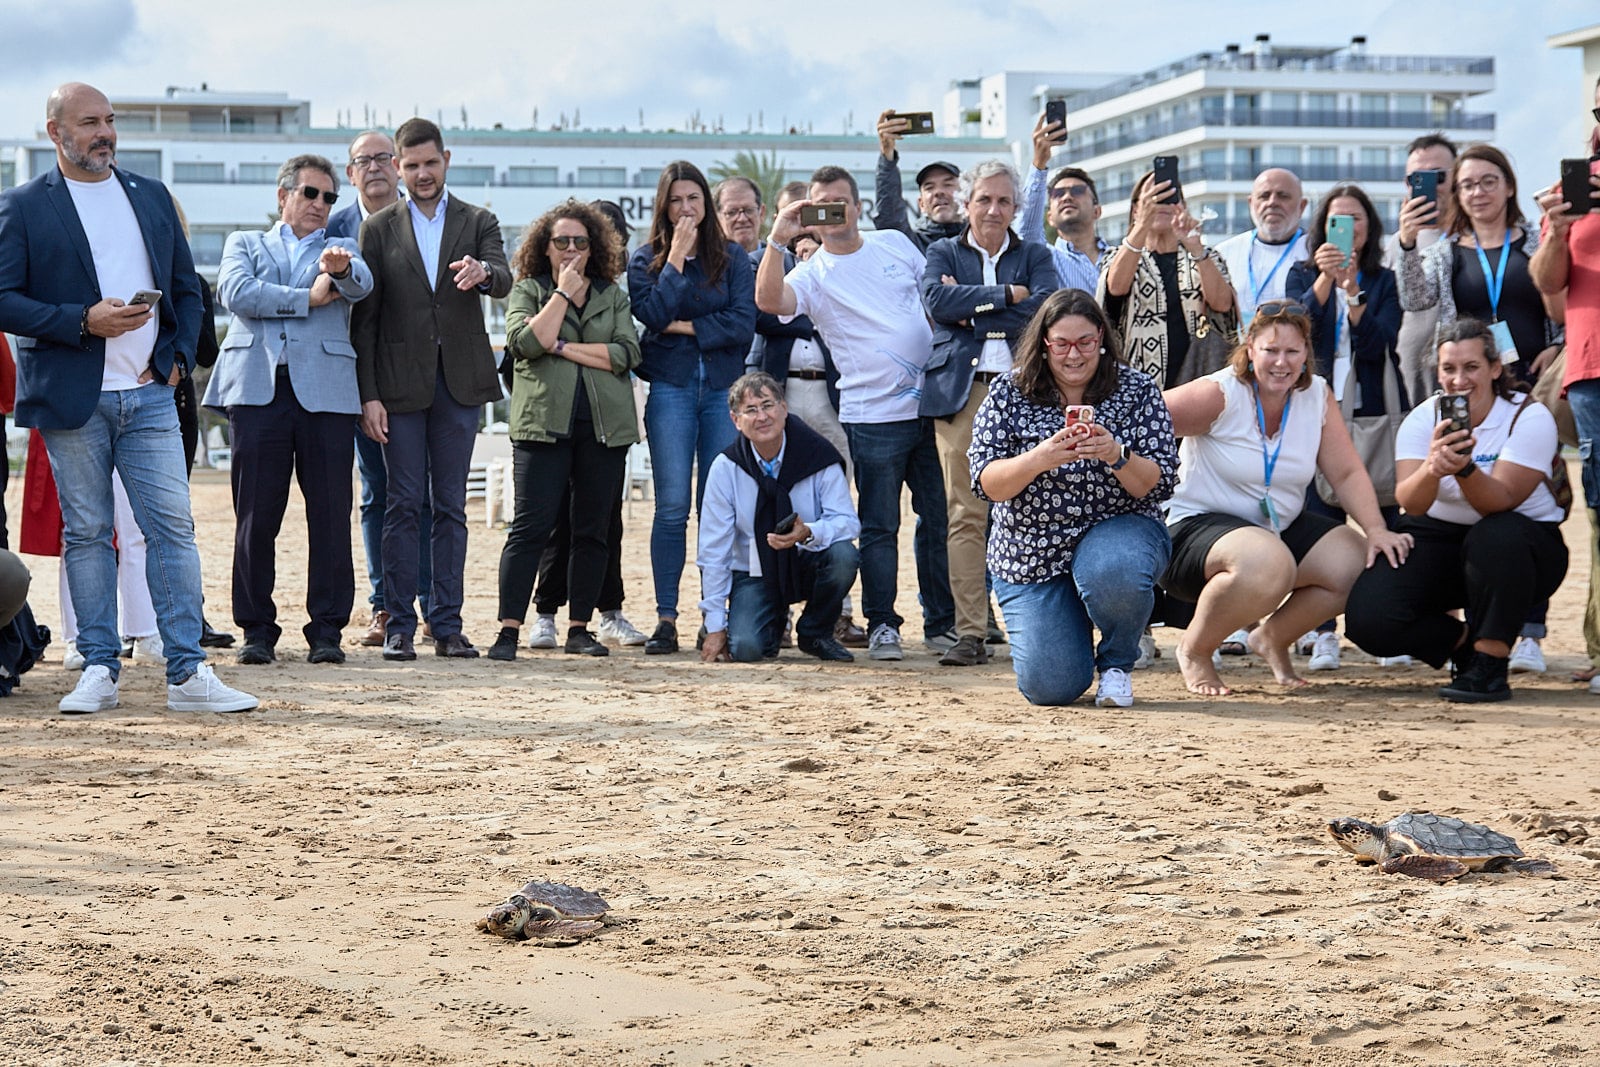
[1457,460,1477,478]
[1348,289,1366,307]
[1109,443,1132,471]
[554,338,566,356]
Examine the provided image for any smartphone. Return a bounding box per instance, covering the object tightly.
[1438,394,1471,439]
[774,511,799,535]
[1151,156,1182,205]
[800,203,847,227]
[1044,99,1067,131]
[1063,405,1095,437]
[129,289,163,307]
[1407,169,1442,209]
[1560,158,1594,214]
[895,111,935,135]
[1326,215,1356,264]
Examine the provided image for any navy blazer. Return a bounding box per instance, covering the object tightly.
[747,243,840,410]
[0,165,202,429]
[1285,262,1407,417]
[919,229,1059,419]
[324,201,362,241]
[627,242,756,390]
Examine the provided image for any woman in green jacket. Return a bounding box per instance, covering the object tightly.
[489,200,641,659]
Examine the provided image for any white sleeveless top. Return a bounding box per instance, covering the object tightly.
[1166,368,1329,529]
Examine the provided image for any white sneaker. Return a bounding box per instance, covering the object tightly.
[868,624,904,661]
[1095,667,1134,708]
[62,640,85,671]
[1509,636,1546,674]
[1133,632,1157,671]
[167,663,258,713]
[1376,655,1414,667]
[1294,630,1318,656]
[1588,675,1600,696]
[1307,631,1342,671]
[596,611,646,646]
[60,664,118,714]
[131,633,165,665]
[527,615,558,650]
[923,628,958,653]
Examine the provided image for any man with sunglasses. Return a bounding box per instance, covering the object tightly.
[207,154,372,667]
[1018,112,1108,293]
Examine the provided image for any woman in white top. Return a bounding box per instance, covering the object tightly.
[1161,303,1412,696]
[1346,319,1569,703]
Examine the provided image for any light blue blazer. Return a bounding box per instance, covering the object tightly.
[205,227,373,414]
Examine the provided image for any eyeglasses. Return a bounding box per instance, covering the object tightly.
[550,235,590,250]
[1255,301,1308,318]
[350,152,395,169]
[737,399,781,419]
[719,205,760,219]
[1458,175,1503,195]
[293,185,338,206]
[1049,183,1092,200]
[1044,333,1101,354]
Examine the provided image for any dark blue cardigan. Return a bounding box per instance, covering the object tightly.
[1286,262,1408,417]
[628,242,756,390]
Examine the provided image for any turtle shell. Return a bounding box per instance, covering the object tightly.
[1386,812,1524,861]
[514,880,610,921]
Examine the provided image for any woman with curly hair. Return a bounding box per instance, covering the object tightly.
[488,200,641,660]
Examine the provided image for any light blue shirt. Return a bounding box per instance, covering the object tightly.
[277,221,326,278]
[406,187,450,291]
[1019,165,1108,293]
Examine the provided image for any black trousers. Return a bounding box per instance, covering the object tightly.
[534,491,626,616]
[227,372,357,646]
[1346,512,1567,668]
[497,434,628,624]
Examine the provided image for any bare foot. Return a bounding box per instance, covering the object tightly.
[1176,642,1232,696]
[1573,666,1597,682]
[1248,629,1307,688]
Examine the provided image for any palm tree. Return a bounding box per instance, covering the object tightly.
[710,150,787,234]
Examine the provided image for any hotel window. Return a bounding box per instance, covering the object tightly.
[173,162,224,183]
[1360,147,1389,169]
[507,166,559,187]
[238,162,279,184]
[450,166,495,186]
[1270,145,1300,167]
[116,150,162,176]
[576,167,626,188]
[188,230,227,266]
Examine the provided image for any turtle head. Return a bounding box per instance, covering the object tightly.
[1327,817,1386,861]
[480,894,537,940]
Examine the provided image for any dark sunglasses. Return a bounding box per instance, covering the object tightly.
[1049,183,1092,200]
[1593,107,1600,122]
[550,235,590,250]
[1255,300,1309,318]
[293,185,338,206]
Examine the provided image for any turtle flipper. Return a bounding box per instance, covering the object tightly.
[1382,854,1468,882]
[1506,858,1557,878]
[522,919,605,941]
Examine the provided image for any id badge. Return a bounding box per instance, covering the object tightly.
[1489,319,1519,364]
[1259,494,1281,531]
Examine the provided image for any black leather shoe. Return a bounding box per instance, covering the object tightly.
[200,617,237,649]
[306,639,345,665]
[798,635,855,662]
[237,641,276,665]
[435,633,480,658]
[564,629,610,656]
[644,620,678,655]
[487,628,518,661]
[382,633,416,661]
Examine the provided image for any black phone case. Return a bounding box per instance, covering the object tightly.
[1561,160,1593,213]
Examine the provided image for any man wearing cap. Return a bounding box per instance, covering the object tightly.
[873,109,964,253]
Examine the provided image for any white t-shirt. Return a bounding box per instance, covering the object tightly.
[1394,394,1564,524]
[66,174,158,390]
[1166,368,1329,529]
[783,230,932,424]
[1215,228,1308,325]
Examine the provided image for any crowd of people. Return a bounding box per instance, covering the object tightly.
[2,80,1599,714]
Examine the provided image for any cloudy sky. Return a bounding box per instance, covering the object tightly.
[2,0,1595,192]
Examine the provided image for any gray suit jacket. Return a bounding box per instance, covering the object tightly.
[205,227,372,414]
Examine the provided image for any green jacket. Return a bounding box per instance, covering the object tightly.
[504,275,642,446]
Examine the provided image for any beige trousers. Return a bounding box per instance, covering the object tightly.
[934,379,991,640]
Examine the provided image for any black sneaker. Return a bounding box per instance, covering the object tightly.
[307,638,345,665]
[564,629,610,656]
[645,620,678,655]
[797,635,854,662]
[1439,651,1511,703]
[237,640,276,665]
[487,628,519,661]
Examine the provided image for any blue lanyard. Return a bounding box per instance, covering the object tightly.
[1330,270,1368,362]
[1471,233,1511,320]
[1253,382,1291,489]
[1246,227,1304,314]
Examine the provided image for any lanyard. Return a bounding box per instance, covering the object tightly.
[1471,233,1511,320]
[1330,270,1368,362]
[1253,382,1291,530]
[1246,227,1303,313]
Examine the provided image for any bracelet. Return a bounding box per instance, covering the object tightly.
[1120,241,1146,255]
[553,289,572,303]
[1456,460,1478,478]
[79,306,92,343]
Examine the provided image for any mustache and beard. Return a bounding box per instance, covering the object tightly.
[64,136,115,175]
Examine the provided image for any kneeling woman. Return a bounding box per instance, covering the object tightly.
[968,289,1180,708]
[1161,303,1411,695]
[1346,319,1568,702]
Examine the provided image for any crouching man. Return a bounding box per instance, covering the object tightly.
[698,372,860,663]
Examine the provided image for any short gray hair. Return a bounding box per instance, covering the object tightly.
[958,160,1021,206]
[727,371,785,411]
[277,153,339,194]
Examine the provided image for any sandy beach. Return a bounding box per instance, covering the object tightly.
[2,472,1597,1066]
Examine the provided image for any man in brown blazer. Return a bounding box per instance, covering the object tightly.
[351,117,511,661]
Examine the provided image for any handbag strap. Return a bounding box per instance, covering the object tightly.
[1336,345,1402,421]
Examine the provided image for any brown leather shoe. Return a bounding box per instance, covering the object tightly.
[435,633,480,658]
[938,634,989,667]
[361,610,388,647]
[834,615,868,648]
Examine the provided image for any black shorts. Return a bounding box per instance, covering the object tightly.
[1161,510,1345,604]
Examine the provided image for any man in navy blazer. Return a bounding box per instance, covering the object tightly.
[207,153,373,666]
[920,160,1059,667]
[0,81,256,714]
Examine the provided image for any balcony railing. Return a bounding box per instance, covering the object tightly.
[1065,109,1492,163]
[1095,162,1407,202]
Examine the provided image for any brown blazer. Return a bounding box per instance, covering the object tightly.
[351,193,512,413]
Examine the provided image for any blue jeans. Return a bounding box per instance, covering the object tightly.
[726,541,859,661]
[644,370,738,618]
[842,418,953,638]
[41,383,205,684]
[355,429,431,616]
[994,513,1170,706]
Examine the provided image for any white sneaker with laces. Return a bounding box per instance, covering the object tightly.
[167,663,258,713]
[1376,655,1414,667]
[1095,667,1134,708]
[596,611,647,646]
[527,615,558,650]
[62,640,86,671]
[131,633,165,665]
[60,664,118,714]
[1307,631,1342,671]
[1508,636,1546,674]
[868,624,904,661]
[1133,632,1157,671]
[1294,630,1319,656]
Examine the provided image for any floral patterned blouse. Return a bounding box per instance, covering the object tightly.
[969,366,1179,584]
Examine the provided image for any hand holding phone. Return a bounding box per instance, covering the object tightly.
[130,289,163,307]
[1326,215,1355,266]
[799,203,847,227]
[1560,159,1595,215]
[1151,156,1182,205]
[895,111,936,135]
[774,511,799,535]
[1438,393,1472,456]
[1063,405,1095,438]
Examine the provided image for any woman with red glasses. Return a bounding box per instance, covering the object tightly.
[967,288,1179,708]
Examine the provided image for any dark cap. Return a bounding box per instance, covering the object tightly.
[915,161,960,187]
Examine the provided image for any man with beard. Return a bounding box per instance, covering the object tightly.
[873,109,964,252]
[1215,168,1309,326]
[1018,113,1108,293]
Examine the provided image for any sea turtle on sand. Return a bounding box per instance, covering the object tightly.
[1327,812,1557,882]
[476,881,610,941]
